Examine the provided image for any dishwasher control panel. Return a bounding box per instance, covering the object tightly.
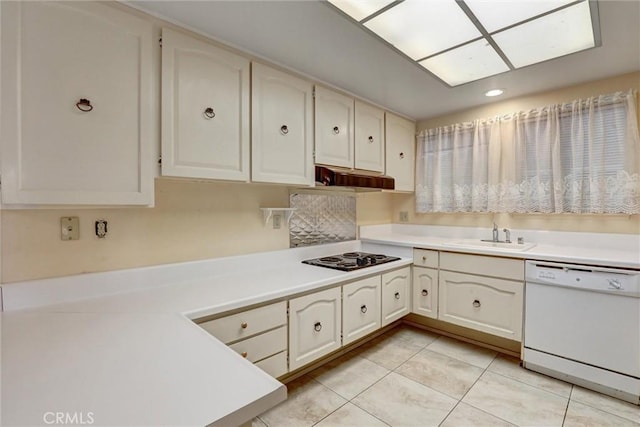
[526,261,640,296]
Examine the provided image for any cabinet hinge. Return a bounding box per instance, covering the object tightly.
[158,156,162,166]
[312,87,316,99]
[159,37,163,48]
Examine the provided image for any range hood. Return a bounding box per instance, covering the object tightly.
[315,165,394,190]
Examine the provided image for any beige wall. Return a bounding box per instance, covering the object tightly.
[403,72,640,235]
[1,181,395,283]
[1,179,292,282]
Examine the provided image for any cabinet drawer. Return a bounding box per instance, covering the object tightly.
[381,266,411,326]
[255,351,288,379]
[438,270,523,341]
[413,249,439,269]
[289,287,341,371]
[229,326,287,363]
[199,301,287,344]
[412,267,438,319]
[440,252,523,281]
[342,275,381,345]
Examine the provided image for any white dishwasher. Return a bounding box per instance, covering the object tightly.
[523,260,640,405]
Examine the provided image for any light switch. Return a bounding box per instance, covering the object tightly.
[61,217,79,241]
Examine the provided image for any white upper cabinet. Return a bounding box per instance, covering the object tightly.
[385,113,416,192]
[314,86,355,168]
[161,28,250,182]
[0,2,154,205]
[251,62,314,186]
[354,101,385,173]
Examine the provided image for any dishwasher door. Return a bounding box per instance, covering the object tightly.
[523,261,640,403]
[525,278,640,377]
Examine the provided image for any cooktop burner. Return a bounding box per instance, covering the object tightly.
[302,251,401,272]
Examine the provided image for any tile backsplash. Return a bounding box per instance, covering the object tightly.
[289,193,356,247]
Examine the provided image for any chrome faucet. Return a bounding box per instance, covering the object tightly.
[503,228,511,243]
[492,223,499,242]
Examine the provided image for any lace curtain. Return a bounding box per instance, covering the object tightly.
[416,90,640,214]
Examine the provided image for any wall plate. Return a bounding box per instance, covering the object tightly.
[60,217,79,241]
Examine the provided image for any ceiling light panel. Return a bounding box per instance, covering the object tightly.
[364,0,482,60]
[420,39,510,86]
[465,0,576,32]
[328,0,395,22]
[493,1,595,68]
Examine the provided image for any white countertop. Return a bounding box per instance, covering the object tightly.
[0,241,412,427]
[360,224,640,269]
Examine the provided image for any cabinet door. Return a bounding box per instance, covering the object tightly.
[251,62,313,186]
[342,276,381,345]
[314,86,354,168]
[0,2,154,205]
[439,270,524,341]
[161,28,250,182]
[289,287,341,371]
[412,267,438,319]
[381,266,411,326]
[355,101,385,172]
[385,113,415,192]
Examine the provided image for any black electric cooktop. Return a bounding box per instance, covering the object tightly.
[302,251,401,272]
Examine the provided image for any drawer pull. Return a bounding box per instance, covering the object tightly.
[360,304,367,314]
[333,126,340,134]
[314,322,322,332]
[280,125,289,135]
[368,135,374,143]
[422,256,427,262]
[203,107,215,119]
[241,351,248,358]
[394,292,400,300]
[421,289,429,296]
[76,98,93,112]
[473,300,481,308]
[240,322,248,329]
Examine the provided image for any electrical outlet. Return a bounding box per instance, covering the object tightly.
[399,211,409,222]
[95,219,108,238]
[273,214,282,229]
[60,217,80,241]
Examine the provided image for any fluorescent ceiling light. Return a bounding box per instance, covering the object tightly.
[420,39,510,86]
[485,89,504,97]
[364,0,481,60]
[465,0,575,32]
[493,1,595,68]
[327,0,599,87]
[328,0,395,22]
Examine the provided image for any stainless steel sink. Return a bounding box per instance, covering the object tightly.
[443,240,536,252]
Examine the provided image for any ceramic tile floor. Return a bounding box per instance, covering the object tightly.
[254,325,640,427]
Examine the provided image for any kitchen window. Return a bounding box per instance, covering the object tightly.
[416,90,640,214]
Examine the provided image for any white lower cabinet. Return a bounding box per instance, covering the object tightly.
[438,270,524,341]
[381,267,411,326]
[289,287,342,371]
[197,301,288,378]
[412,267,438,319]
[342,276,381,345]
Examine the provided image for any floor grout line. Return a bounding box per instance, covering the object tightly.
[561,385,574,426]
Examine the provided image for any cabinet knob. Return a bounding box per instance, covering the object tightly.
[360,304,367,314]
[240,322,248,329]
[399,152,405,159]
[314,321,322,332]
[368,136,374,143]
[280,125,289,135]
[203,107,216,119]
[422,256,427,262]
[241,351,248,358]
[333,126,340,134]
[76,98,93,112]
[473,300,481,308]
[421,289,428,296]
[394,292,400,300]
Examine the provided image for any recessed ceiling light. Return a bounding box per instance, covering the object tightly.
[485,89,504,97]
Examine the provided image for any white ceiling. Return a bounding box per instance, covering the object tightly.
[128,0,640,121]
